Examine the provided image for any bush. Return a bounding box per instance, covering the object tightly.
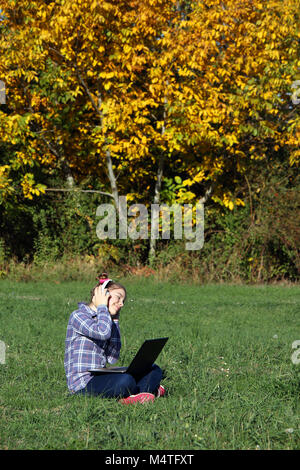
[0,164,299,283]
[150,167,299,283]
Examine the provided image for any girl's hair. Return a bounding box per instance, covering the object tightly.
[90,272,127,303]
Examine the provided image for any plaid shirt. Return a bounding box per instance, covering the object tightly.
[64,302,121,393]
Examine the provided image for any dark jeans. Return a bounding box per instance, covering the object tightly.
[75,364,163,398]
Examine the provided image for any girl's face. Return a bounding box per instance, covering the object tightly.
[107,288,126,316]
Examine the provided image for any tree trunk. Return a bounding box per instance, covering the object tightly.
[148,152,165,262]
[148,97,167,264]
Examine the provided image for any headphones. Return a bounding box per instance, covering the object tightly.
[99,278,112,293]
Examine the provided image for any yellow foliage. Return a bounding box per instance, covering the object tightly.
[0,166,12,192]
[20,173,46,199]
[0,0,299,206]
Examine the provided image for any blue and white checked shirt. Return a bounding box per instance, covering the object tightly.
[64,302,121,393]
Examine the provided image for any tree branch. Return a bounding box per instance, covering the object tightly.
[75,67,102,119]
[44,188,113,198]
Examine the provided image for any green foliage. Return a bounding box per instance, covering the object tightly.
[152,164,299,283]
[0,154,299,282]
[160,176,186,204]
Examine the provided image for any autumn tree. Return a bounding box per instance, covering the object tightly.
[0,0,299,259]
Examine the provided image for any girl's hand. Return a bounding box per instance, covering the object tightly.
[92,285,110,308]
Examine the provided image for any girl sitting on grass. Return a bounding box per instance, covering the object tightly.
[64,273,165,404]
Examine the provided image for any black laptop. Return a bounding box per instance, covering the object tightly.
[89,337,168,379]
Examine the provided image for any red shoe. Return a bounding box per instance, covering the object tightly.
[156,385,166,397]
[119,392,155,405]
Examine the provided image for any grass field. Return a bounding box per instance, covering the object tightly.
[0,278,300,450]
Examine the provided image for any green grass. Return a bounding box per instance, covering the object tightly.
[0,278,300,450]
